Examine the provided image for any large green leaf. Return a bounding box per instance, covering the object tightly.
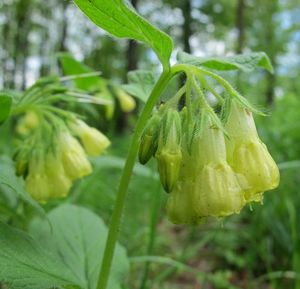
[122,70,157,102]
[0,156,45,217]
[30,205,129,289]
[0,204,129,289]
[177,51,274,73]
[0,92,13,124]
[0,222,75,289]
[73,0,173,69]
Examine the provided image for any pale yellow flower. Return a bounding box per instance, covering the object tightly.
[70,120,110,157]
[44,153,72,198]
[58,132,92,180]
[25,157,50,203]
[225,99,280,202]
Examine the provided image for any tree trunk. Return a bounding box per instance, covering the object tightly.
[235,0,245,54]
[125,0,139,77]
[118,0,139,133]
[182,0,192,53]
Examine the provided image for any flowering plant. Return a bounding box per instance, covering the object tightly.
[0,1,279,289]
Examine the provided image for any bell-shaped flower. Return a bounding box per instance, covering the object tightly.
[25,155,50,203]
[191,114,246,218]
[166,178,199,224]
[44,152,72,198]
[166,112,246,223]
[57,131,92,180]
[225,99,280,202]
[70,120,111,157]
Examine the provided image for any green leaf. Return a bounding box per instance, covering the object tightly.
[0,156,45,217]
[0,204,129,289]
[0,222,75,289]
[58,53,101,91]
[122,70,157,102]
[177,51,274,73]
[30,204,129,289]
[0,92,13,124]
[73,0,173,69]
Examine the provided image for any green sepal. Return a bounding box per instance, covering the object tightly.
[160,109,182,149]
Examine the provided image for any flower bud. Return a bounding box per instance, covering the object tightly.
[70,120,111,157]
[156,109,182,193]
[225,99,280,201]
[156,150,182,193]
[57,131,92,180]
[16,110,39,135]
[138,114,161,165]
[116,89,136,113]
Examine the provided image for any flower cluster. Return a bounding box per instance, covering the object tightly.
[15,113,110,203]
[138,75,279,224]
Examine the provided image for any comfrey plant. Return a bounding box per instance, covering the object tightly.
[0,1,279,289]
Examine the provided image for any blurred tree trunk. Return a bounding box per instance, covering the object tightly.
[13,0,33,89]
[235,0,245,54]
[179,0,192,107]
[181,0,192,53]
[118,0,139,133]
[57,1,69,52]
[234,0,246,89]
[262,0,278,105]
[125,0,139,77]
[2,4,16,89]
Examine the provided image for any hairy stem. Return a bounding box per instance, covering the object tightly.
[96,69,176,289]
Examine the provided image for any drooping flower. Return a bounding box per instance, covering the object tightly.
[70,119,110,157]
[225,99,280,202]
[57,131,92,180]
[25,154,50,203]
[167,112,246,223]
[44,152,72,198]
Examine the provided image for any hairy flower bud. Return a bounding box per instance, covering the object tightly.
[156,109,182,193]
[225,99,280,202]
[16,110,39,135]
[58,132,92,180]
[138,114,161,165]
[116,89,136,113]
[70,120,110,157]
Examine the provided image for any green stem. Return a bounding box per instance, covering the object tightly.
[140,179,162,289]
[96,69,177,289]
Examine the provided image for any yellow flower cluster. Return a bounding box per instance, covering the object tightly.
[23,120,110,203]
[139,99,280,224]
